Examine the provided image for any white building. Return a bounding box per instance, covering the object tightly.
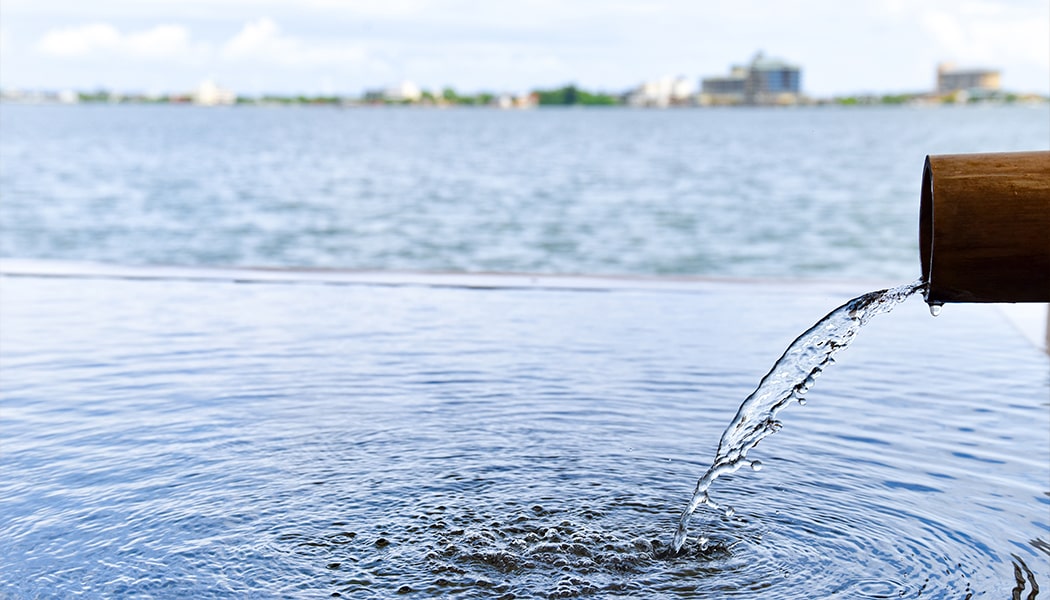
[383,81,422,102]
[626,76,695,107]
[493,93,537,109]
[193,80,236,106]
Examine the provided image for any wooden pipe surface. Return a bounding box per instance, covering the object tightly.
[920,151,1050,304]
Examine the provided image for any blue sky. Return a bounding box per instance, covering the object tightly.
[2,0,1048,96]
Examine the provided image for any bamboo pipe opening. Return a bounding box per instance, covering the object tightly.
[919,156,934,297]
[919,151,1050,304]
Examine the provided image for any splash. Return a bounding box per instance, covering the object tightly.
[671,279,926,554]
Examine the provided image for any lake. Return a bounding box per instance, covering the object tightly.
[1,104,1048,598]
[2,103,1047,277]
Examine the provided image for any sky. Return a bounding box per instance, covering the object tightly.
[1,0,1048,97]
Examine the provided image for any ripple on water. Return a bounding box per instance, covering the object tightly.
[247,457,994,599]
[0,275,1046,598]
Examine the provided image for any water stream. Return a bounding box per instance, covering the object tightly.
[671,278,926,554]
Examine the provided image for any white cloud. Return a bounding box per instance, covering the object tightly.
[37,23,121,57]
[921,6,1050,69]
[35,22,209,62]
[126,25,197,59]
[221,17,367,67]
[292,0,432,18]
[221,17,280,58]
[34,18,366,69]
[12,1,1048,94]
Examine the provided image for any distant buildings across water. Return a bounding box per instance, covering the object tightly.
[1,54,1042,108]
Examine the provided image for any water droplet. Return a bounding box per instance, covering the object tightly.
[750,460,763,471]
[724,506,735,518]
[929,302,943,317]
[796,397,807,406]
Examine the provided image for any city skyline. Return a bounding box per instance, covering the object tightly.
[2,0,1048,97]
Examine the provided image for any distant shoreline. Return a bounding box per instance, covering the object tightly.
[3,97,1048,109]
[3,84,1047,109]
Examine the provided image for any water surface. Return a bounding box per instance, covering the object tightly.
[2,104,1048,277]
[1,269,1046,598]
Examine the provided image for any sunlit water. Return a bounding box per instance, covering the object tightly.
[2,269,1047,598]
[671,279,924,553]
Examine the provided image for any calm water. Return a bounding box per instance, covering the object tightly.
[2,104,1048,277]
[1,270,1048,598]
[1,105,1049,598]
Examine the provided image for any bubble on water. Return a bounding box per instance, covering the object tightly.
[407,507,666,592]
[749,460,763,471]
[796,397,807,406]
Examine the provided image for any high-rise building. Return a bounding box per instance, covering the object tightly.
[701,52,802,106]
[936,63,1001,95]
[745,52,801,103]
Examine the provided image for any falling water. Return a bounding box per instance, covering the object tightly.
[671,278,926,554]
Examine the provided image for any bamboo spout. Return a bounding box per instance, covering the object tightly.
[919,151,1050,304]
